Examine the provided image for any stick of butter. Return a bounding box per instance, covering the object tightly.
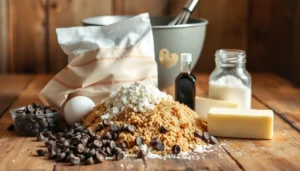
[195,96,239,121]
[208,107,274,139]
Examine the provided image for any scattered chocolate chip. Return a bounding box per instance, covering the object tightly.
[85,157,94,165]
[7,124,15,131]
[135,136,143,146]
[150,138,159,146]
[48,134,56,141]
[111,132,119,140]
[121,123,128,131]
[113,147,123,154]
[203,132,211,143]
[156,142,165,151]
[88,148,96,157]
[63,140,70,147]
[57,152,66,161]
[87,129,95,136]
[75,126,84,132]
[210,136,219,144]
[93,140,102,148]
[110,141,116,149]
[117,142,127,150]
[102,131,112,140]
[45,109,52,114]
[159,126,169,134]
[171,145,181,154]
[110,124,120,132]
[95,152,105,163]
[136,150,147,159]
[194,130,203,139]
[36,149,46,156]
[115,152,125,161]
[32,103,40,108]
[76,154,86,162]
[98,150,107,157]
[102,119,111,127]
[48,149,57,159]
[74,122,82,127]
[106,147,113,156]
[77,144,85,153]
[45,140,55,147]
[27,105,35,113]
[36,133,45,141]
[32,122,40,129]
[96,124,104,132]
[127,125,136,133]
[70,156,81,165]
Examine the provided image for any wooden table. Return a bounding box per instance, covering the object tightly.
[0,73,300,171]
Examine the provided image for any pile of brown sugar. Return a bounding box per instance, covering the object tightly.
[83,99,205,155]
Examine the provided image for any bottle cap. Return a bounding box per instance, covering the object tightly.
[181,53,192,62]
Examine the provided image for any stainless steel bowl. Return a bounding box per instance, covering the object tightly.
[82,16,208,89]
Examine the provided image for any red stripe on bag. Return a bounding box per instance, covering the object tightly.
[69,56,154,67]
[53,75,158,89]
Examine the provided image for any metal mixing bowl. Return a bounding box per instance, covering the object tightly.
[82,16,208,89]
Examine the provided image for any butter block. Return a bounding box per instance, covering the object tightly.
[195,96,239,121]
[208,107,274,139]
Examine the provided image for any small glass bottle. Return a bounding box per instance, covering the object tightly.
[209,49,251,108]
[175,53,196,110]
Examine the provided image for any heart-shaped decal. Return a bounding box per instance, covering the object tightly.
[159,48,179,68]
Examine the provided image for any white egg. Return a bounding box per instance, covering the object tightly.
[64,96,95,126]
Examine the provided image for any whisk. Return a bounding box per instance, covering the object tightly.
[168,0,200,26]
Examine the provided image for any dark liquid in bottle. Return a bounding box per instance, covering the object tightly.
[175,72,196,110]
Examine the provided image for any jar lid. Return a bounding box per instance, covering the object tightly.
[181,53,192,62]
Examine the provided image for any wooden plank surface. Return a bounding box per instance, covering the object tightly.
[0,75,33,117]
[0,74,300,171]
[252,73,300,132]
[292,1,300,86]
[8,0,47,73]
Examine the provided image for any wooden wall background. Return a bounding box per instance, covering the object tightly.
[0,0,300,85]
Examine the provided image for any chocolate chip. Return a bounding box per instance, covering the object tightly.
[98,150,107,157]
[70,156,81,165]
[74,122,82,127]
[110,141,116,149]
[36,149,46,156]
[32,122,40,129]
[127,125,136,133]
[156,142,164,151]
[93,140,102,148]
[137,150,147,159]
[75,126,84,132]
[203,132,211,143]
[85,157,94,165]
[76,154,85,162]
[95,152,105,163]
[121,123,128,131]
[32,128,39,136]
[32,103,40,108]
[102,131,112,140]
[102,139,110,147]
[36,133,45,141]
[46,118,54,124]
[194,130,203,139]
[117,142,127,150]
[45,109,52,114]
[159,126,169,134]
[45,140,55,147]
[27,105,35,113]
[110,124,120,132]
[77,144,85,153]
[7,124,15,131]
[48,149,57,159]
[150,138,160,146]
[24,123,33,131]
[48,134,56,141]
[57,152,66,161]
[102,119,111,127]
[135,136,143,146]
[111,132,119,140]
[106,147,113,156]
[210,136,219,144]
[63,140,70,147]
[171,145,181,154]
[87,129,95,136]
[96,124,104,132]
[115,152,125,161]
[113,147,123,154]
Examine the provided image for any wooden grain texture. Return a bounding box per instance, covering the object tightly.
[252,73,300,132]
[0,75,33,117]
[119,0,169,16]
[0,0,8,73]
[195,74,300,171]
[48,0,113,73]
[193,0,249,73]
[8,0,47,73]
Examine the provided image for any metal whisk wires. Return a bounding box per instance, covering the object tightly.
[169,0,200,26]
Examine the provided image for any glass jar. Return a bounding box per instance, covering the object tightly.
[209,49,252,108]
